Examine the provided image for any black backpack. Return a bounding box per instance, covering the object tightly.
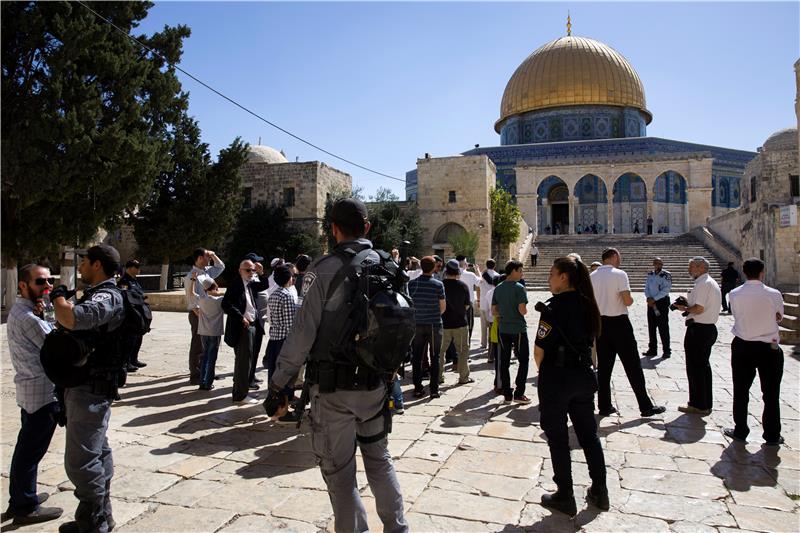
[320,247,416,375]
[116,287,152,336]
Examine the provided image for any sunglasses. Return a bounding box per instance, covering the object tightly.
[241,268,255,273]
[34,277,56,286]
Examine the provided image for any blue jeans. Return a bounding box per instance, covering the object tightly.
[200,336,221,387]
[8,402,58,515]
[391,377,404,409]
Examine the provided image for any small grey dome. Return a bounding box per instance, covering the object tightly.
[762,128,798,152]
[247,145,288,164]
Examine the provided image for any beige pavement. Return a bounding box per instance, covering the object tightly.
[1,292,798,532]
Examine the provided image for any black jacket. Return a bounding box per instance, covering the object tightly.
[221,277,270,347]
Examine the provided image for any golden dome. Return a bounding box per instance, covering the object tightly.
[495,36,651,133]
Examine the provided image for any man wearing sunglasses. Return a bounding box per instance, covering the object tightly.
[4,264,64,525]
[50,244,125,533]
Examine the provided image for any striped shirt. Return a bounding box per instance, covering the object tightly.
[408,275,445,326]
[7,298,57,413]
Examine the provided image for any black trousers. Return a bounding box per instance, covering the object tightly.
[8,402,58,515]
[232,326,256,401]
[188,311,204,383]
[412,324,442,394]
[647,297,671,354]
[251,329,264,384]
[596,315,654,413]
[538,364,606,492]
[684,323,717,410]
[731,337,783,441]
[498,332,530,398]
[721,283,736,311]
[530,254,538,267]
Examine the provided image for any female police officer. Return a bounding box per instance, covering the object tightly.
[534,256,608,516]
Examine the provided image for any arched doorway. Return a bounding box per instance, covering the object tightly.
[537,176,569,234]
[612,173,647,233]
[654,171,688,233]
[574,174,608,234]
[432,222,467,258]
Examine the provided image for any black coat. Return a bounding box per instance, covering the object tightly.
[221,277,270,347]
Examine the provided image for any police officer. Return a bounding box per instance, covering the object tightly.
[118,259,147,372]
[51,244,125,533]
[642,257,672,358]
[265,198,407,533]
[535,256,608,516]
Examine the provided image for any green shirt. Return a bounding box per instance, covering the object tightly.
[492,280,528,334]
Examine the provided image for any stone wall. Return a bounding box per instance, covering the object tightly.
[416,155,494,261]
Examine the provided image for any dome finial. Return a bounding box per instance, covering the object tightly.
[566,11,571,36]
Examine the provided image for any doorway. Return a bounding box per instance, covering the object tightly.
[551,204,569,234]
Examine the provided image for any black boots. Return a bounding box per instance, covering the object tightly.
[541,489,577,516]
[586,485,610,511]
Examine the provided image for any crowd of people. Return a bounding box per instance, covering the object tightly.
[4,197,789,531]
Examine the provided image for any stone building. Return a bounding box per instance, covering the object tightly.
[407,29,756,246]
[240,145,351,232]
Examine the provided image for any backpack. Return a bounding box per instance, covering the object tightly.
[318,247,416,375]
[116,287,152,336]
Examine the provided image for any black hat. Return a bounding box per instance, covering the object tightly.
[125,259,141,268]
[433,255,443,263]
[86,244,120,267]
[330,198,368,227]
[244,252,264,262]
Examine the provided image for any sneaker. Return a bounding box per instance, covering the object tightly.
[13,506,63,525]
[641,405,666,417]
[234,395,259,405]
[723,428,747,443]
[764,436,785,446]
[585,486,610,511]
[513,395,532,404]
[276,410,302,425]
[413,387,425,398]
[540,491,577,517]
[598,406,618,417]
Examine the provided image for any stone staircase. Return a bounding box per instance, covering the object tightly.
[523,234,726,292]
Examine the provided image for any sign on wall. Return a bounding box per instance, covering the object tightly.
[779,205,798,227]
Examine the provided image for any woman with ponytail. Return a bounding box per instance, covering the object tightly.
[534,256,608,516]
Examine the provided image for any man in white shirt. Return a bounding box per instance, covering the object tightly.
[457,256,482,343]
[673,257,721,416]
[184,248,225,385]
[530,243,540,267]
[478,259,500,351]
[590,248,665,418]
[724,258,785,446]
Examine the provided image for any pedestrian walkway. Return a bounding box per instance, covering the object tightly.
[1,293,798,532]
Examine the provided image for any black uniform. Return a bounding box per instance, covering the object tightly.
[720,266,739,312]
[535,291,606,495]
[117,273,145,368]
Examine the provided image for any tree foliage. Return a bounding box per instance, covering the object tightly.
[448,230,480,262]
[491,187,522,245]
[1,1,189,263]
[132,114,248,265]
[367,189,424,258]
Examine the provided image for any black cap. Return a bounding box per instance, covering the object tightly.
[330,198,368,227]
[433,255,443,263]
[244,252,264,262]
[125,259,141,268]
[86,244,120,267]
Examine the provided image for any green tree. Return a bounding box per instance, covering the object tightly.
[448,230,480,262]
[1,1,189,265]
[368,194,424,258]
[133,114,248,278]
[321,184,363,251]
[491,187,522,246]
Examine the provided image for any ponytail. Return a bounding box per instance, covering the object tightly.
[552,256,602,340]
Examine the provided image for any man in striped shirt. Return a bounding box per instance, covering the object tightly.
[408,256,447,398]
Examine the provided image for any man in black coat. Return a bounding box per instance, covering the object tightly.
[118,259,148,371]
[222,259,270,403]
[720,262,740,313]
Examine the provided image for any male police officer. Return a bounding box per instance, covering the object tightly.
[51,244,125,533]
[118,259,147,372]
[265,198,407,533]
[642,257,672,358]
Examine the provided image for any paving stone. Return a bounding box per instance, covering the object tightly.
[150,479,225,507]
[219,514,317,532]
[618,467,728,499]
[406,511,504,532]
[271,488,333,525]
[113,470,181,499]
[460,435,551,456]
[117,503,233,532]
[727,503,800,533]
[517,503,577,532]
[619,490,736,526]
[392,457,442,475]
[157,455,223,478]
[412,487,524,524]
[479,420,544,441]
[623,452,677,471]
[444,449,542,479]
[579,510,671,532]
[432,467,537,500]
[727,483,797,511]
[669,521,718,533]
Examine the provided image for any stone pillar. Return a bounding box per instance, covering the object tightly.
[647,188,655,228]
[607,201,614,234]
[542,199,550,232]
[687,158,714,229]
[568,195,576,234]
[516,192,538,236]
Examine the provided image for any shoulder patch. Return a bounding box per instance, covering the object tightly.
[537,321,552,339]
[90,292,112,303]
[301,271,317,298]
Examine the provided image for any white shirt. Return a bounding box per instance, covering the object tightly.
[242,278,257,322]
[687,272,721,324]
[408,269,422,281]
[532,246,539,256]
[7,298,57,413]
[479,269,498,312]
[459,269,480,305]
[730,280,784,343]
[590,265,631,316]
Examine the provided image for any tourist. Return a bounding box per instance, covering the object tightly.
[673,257,721,416]
[4,264,63,526]
[646,215,654,235]
[590,248,665,417]
[221,258,270,403]
[294,254,312,303]
[441,260,472,385]
[491,259,532,405]
[478,259,500,351]
[242,252,266,390]
[266,264,301,423]
[408,256,446,398]
[117,259,148,372]
[535,256,608,516]
[432,255,444,280]
[457,255,481,344]
[530,242,540,267]
[642,257,672,358]
[184,248,225,385]
[720,261,740,313]
[190,274,224,391]
[633,220,640,234]
[724,258,785,445]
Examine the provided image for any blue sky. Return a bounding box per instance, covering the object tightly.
[136,2,799,199]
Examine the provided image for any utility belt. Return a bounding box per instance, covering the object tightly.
[552,345,593,368]
[85,365,124,400]
[307,361,386,393]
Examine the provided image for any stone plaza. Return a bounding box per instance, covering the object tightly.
[2,294,798,532]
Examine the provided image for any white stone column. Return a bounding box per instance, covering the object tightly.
[607,201,614,234]
[568,195,577,234]
[542,199,550,232]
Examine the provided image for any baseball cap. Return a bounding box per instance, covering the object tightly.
[330,198,368,228]
[86,244,120,267]
[244,252,264,263]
